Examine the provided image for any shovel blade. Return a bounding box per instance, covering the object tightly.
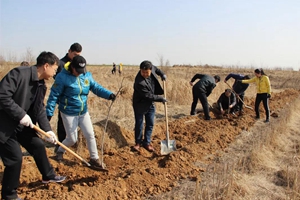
[160,140,176,155]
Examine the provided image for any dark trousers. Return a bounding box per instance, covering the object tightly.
[255,93,270,120]
[57,112,66,142]
[0,129,56,200]
[234,93,245,112]
[134,104,155,145]
[191,90,210,119]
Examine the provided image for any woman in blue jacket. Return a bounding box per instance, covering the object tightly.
[46,55,115,168]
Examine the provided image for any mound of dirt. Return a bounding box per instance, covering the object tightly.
[1,89,299,200]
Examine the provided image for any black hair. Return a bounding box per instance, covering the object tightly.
[225,89,231,93]
[214,75,221,82]
[140,60,153,70]
[243,75,250,79]
[20,61,30,66]
[70,43,82,52]
[36,51,59,67]
[254,68,266,76]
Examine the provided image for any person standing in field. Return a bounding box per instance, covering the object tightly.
[132,60,167,152]
[224,73,250,114]
[112,62,116,74]
[46,55,116,168]
[52,43,82,153]
[118,63,123,75]
[0,52,66,200]
[189,74,220,120]
[240,68,271,122]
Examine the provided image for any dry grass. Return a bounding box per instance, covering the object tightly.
[1,63,300,199]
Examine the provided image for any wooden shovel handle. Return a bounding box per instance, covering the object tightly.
[33,125,91,166]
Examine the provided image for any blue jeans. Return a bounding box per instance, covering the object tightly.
[134,104,155,145]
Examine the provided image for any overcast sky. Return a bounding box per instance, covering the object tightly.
[1,0,300,69]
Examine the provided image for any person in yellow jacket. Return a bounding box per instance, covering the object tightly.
[118,63,123,75]
[240,68,271,122]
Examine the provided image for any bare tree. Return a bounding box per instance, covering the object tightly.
[21,48,35,64]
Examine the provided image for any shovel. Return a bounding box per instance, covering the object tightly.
[225,82,253,110]
[160,81,176,155]
[34,125,108,172]
[33,125,91,167]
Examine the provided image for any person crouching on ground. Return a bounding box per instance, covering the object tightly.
[224,73,250,114]
[240,68,271,123]
[0,52,66,200]
[132,60,167,152]
[212,89,237,118]
[46,55,116,168]
[189,74,220,120]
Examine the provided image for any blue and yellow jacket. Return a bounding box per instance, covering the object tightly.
[242,75,271,94]
[46,63,112,116]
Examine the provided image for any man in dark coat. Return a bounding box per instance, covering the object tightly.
[53,43,82,152]
[132,60,167,152]
[214,89,237,116]
[190,74,220,120]
[0,52,66,200]
[224,73,250,114]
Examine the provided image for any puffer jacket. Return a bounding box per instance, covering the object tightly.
[46,65,113,116]
[242,75,271,94]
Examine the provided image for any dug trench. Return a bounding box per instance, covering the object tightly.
[0,89,299,200]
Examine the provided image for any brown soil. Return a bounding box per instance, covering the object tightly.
[1,89,299,200]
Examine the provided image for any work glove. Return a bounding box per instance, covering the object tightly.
[109,93,116,101]
[47,116,52,121]
[267,94,271,99]
[20,114,34,128]
[157,96,167,103]
[45,131,57,144]
[161,75,167,81]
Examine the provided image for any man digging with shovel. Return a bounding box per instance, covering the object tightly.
[132,60,167,152]
[0,52,66,200]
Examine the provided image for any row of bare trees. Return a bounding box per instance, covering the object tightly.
[0,48,35,65]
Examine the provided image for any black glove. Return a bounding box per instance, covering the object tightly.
[267,94,271,99]
[236,80,242,83]
[161,75,167,81]
[109,93,116,101]
[47,116,52,121]
[157,96,167,103]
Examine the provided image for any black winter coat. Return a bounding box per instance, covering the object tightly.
[0,66,51,143]
[132,66,165,114]
[191,74,216,96]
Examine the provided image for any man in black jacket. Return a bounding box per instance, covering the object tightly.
[214,89,237,117]
[53,43,82,152]
[224,73,250,114]
[190,74,220,120]
[132,60,167,152]
[0,52,66,200]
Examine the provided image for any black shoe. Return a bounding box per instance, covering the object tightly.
[42,175,66,184]
[204,117,211,121]
[89,158,106,169]
[265,119,270,123]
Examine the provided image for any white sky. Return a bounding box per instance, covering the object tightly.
[1,0,300,69]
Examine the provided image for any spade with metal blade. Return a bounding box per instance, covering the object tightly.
[160,80,176,155]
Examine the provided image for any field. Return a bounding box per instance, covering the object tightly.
[0,64,300,200]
